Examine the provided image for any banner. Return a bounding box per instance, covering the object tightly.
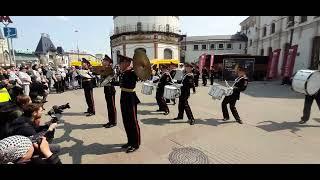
[267,49,281,79]
[283,45,298,77]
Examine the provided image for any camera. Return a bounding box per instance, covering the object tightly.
[47,103,70,116]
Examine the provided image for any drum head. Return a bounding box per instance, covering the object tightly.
[306,71,320,95]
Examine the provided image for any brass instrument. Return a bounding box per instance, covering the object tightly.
[90,66,115,86]
[133,50,152,81]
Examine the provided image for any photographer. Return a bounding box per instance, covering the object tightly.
[6,103,60,153]
[0,135,62,164]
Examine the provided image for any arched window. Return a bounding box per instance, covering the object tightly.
[164,48,173,59]
[137,22,142,31]
[270,23,275,34]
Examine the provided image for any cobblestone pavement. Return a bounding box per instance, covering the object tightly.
[43,81,320,164]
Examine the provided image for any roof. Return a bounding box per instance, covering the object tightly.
[0,29,4,39]
[35,33,56,55]
[186,33,247,42]
[186,35,232,42]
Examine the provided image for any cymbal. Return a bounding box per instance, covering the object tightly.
[133,50,152,81]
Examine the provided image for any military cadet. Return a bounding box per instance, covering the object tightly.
[299,92,320,124]
[193,66,200,87]
[168,63,177,105]
[101,55,117,128]
[174,63,195,125]
[153,65,172,115]
[210,65,215,85]
[221,66,248,124]
[202,67,209,86]
[116,54,141,153]
[80,58,95,117]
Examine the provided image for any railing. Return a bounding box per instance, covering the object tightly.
[110,24,181,36]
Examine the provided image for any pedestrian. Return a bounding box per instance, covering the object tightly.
[202,67,209,86]
[18,66,32,96]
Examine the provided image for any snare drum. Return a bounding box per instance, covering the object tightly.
[141,82,154,95]
[292,70,320,95]
[208,83,231,100]
[164,85,180,99]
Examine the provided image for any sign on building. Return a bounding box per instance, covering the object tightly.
[3,27,17,38]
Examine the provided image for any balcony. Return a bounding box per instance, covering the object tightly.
[110,23,181,38]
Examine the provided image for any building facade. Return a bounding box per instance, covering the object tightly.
[0,28,11,66]
[240,16,320,75]
[183,34,247,63]
[110,16,182,64]
[35,33,57,66]
[14,50,39,67]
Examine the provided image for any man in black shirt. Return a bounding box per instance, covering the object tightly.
[222,66,248,124]
[174,63,195,125]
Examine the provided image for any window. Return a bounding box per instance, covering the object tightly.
[287,16,295,27]
[115,27,119,34]
[263,27,267,37]
[137,22,142,31]
[239,44,242,49]
[166,24,170,32]
[164,48,173,59]
[218,44,224,49]
[300,16,307,23]
[260,49,264,56]
[270,23,275,34]
[193,45,199,50]
[227,43,232,49]
[210,44,215,50]
[202,44,207,50]
[249,39,252,46]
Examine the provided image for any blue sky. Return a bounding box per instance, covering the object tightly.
[3,16,247,56]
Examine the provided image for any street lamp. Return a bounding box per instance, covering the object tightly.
[75,30,80,61]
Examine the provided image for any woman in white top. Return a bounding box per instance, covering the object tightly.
[18,66,32,96]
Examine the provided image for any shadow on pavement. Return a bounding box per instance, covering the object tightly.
[256,120,320,134]
[59,112,87,117]
[53,121,125,164]
[313,118,320,123]
[138,102,158,106]
[242,84,304,99]
[140,117,235,126]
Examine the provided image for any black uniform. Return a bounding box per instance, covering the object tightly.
[81,70,95,115]
[300,92,320,123]
[210,68,215,85]
[117,68,141,149]
[153,71,172,113]
[222,76,248,122]
[193,68,200,87]
[202,68,209,86]
[103,71,117,126]
[175,73,195,124]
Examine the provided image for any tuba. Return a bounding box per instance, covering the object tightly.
[132,50,152,81]
[91,66,115,86]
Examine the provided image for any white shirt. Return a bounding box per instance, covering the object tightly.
[33,70,42,82]
[18,71,31,85]
[57,68,66,78]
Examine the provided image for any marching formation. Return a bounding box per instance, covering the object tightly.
[1,50,320,164]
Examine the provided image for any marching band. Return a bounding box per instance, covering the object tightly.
[76,50,320,154]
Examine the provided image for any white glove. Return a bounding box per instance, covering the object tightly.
[48,123,58,131]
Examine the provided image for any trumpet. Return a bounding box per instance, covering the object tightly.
[90,66,117,87]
